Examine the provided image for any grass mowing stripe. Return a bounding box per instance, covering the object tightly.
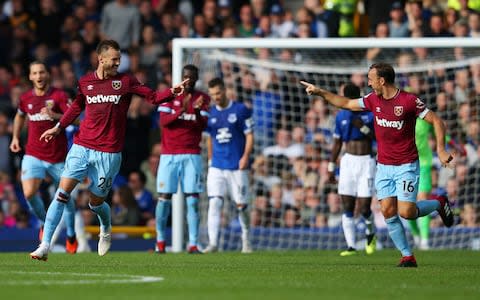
[0,250,478,300]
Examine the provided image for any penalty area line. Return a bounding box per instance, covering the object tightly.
[3,271,164,285]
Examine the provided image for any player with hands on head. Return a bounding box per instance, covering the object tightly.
[203,77,254,254]
[301,62,455,267]
[10,61,78,254]
[328,83,377,257]
[30,40,186,261]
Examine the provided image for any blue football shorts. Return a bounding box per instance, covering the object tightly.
[156,154,204,194]
[21,154,64,184]
[375,160,420,202]
[62,144,122,197]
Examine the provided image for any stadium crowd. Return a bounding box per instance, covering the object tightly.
[0,0,479,240]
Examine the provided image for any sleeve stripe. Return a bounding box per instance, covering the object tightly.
[358,98,366,109]
[418,108,430,119]
[157,106,172,113]
[200,110,209,117]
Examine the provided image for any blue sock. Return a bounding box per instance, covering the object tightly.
[89,202,111,233]
[64,197,76,237]
[27,195,46,223]
[43,189,70,244]
[186,196,199,246]
[417,200,440,217]
[155,199,171,242]
[385,215,412,257]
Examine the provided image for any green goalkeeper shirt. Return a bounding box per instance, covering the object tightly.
[415,118,433,168]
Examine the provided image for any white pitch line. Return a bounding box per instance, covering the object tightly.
[3,271,163,285]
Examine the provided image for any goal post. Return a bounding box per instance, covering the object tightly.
[170,37,480,252]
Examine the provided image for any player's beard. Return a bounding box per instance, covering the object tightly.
[107,65,119,77]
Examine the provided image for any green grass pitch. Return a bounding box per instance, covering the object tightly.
[1,250,479,300]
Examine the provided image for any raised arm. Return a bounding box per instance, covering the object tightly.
[131,77,189,105]
[300,81,363,111]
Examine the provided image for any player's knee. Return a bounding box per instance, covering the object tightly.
[398,206,417,220]
[55,188,71,204]
[359,206,372,217]
[380,205,397,218]
[208,197,223,216]
[23,189,37,200]
[209,196,223,208]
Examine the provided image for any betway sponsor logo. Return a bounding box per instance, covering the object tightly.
[178,113,197,121]
[28,113,53,121]
[375,116,404,130]
[86,95,121,104]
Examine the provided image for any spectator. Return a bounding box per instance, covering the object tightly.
[111,186,140,226]
[425,13,454,37]
[468,11,480,37]
[33,0,62,49]
[237,4,256,37]
[128,170,154,225]
[269,4,295,38]
[458,204,480,227]
[389,1,409,38]
[100,0,141,51]
[0,111,13,177]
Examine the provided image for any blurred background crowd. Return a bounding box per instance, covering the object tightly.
[0,0,479,235]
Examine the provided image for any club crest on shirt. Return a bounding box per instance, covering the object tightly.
[112,80,122,90]
[211,117,217,124]
[28,104,33,110]
[228,113,237,123]
[174,100,181,106]
[87,85,94,90]
[45,99,54,109]
[394,106,403,116]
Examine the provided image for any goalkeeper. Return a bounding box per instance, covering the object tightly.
[407,118,434,250]
[328,83,377,257]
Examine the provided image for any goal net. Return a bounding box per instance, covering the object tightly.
[171,38,480,252]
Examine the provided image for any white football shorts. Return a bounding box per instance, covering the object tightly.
[338,153,376,198]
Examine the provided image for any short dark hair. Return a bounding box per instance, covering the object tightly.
[370,63,395,84]
[130,170,147,185]
[29,61,49,73]
[96,40,120,54]
[343,83,360,99]
[208,77,225,89]
[182,64,199,77]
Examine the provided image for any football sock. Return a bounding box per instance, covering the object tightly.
[237,204,250,238]
[186,196,199,246]
[155,198,171,242]
[419,215,431,240]
[417,200,439,217]
[89,201,111,234]
[64,196,76,238]
[408,219,420,237]
[207,197,223,247]
[43,188,69,244]
[27,194,46,223]
[385,215,412,257]
[362,211,375,236]
[342,212,356,248]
